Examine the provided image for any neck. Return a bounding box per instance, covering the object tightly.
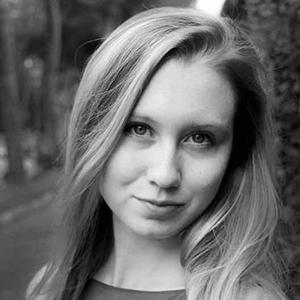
[94,216,185,291]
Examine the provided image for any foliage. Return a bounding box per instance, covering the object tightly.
[244,0,300,298]
[0,0,298,296]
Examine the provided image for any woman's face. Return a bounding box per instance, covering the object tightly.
[99,58,235,240]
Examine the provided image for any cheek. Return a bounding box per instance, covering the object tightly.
[187,153,231,202]
[99,142,142,190]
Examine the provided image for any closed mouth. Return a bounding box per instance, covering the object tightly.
[134,196,184,207]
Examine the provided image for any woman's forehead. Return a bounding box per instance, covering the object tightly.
[133,58,235,129]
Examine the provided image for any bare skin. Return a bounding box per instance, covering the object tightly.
[95,58,235,291]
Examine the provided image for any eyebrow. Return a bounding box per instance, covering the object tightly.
[129,113,233,135]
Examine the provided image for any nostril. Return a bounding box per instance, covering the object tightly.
[149,177,181,189]
[147,166,181,189]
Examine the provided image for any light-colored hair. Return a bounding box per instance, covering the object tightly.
[30,7,287,300]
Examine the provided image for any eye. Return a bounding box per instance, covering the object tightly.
[184,132,214,147]
[124,122,152,137]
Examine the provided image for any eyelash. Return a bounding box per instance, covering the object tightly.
[183,132,214,146]
[124,122,153,137]
[124,121,215,147]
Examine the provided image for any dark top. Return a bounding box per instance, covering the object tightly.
[81,279,186,300]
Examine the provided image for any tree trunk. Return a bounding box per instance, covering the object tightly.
[0,0,25,182]
[39,0,62,169]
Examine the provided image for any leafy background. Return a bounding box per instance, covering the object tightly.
[0,0,299,299]
[243,1,300,298]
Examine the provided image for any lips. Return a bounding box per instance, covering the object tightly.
[132,196,185,218]
[133,196,183,206]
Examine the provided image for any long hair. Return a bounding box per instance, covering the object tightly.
[30,7,286,300]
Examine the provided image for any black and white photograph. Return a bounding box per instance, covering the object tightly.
[0,0,299,299]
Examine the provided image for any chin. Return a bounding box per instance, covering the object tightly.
[130,222,182,240]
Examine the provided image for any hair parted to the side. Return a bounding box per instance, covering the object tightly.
[29,7,287,300]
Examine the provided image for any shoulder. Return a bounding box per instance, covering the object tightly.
[244,286,287,300]
[26,265,51,300]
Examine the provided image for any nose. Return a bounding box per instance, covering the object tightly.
[146,143,181,189]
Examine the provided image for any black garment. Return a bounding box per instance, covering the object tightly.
[81,279,186,300]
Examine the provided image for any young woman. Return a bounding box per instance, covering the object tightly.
[28,7,287,300]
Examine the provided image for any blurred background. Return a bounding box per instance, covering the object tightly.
[0,0,299,299]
